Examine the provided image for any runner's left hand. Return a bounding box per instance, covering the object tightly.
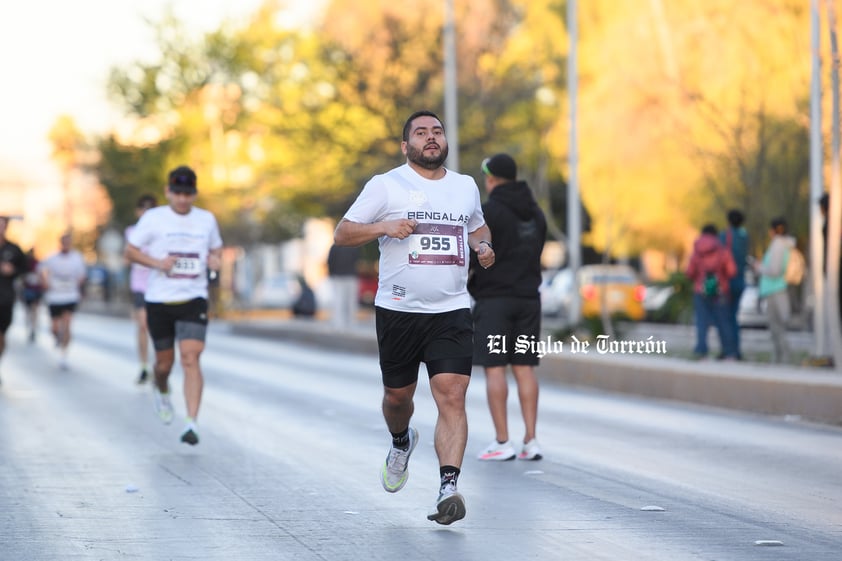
[477,245,495,269]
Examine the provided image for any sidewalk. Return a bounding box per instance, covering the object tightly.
[222,309,842,427]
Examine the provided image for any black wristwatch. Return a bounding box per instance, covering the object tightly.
[478,240,493,251]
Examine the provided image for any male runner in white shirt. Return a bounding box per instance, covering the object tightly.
[334,110,495,525]
[38,232,87,370]
[125,166,223,446]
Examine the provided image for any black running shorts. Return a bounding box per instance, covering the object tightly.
[375,306,473,389]
[47,302,78,319]
[146,298,209,351]
[472,297,541,367]
[0,303,12,334]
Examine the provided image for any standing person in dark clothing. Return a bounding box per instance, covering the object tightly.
[469,153,547,462]
[0,217,29,384]
[819,193,842,324]
[719,209,748,359]
[327,243,360,329]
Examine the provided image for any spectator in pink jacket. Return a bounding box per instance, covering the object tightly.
[686,224,738,360]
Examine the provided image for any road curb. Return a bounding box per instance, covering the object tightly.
[229,320,380,355]
[223,318,842,426]
[537,353,842,425]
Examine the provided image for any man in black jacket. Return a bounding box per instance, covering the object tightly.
[469,153,547,461]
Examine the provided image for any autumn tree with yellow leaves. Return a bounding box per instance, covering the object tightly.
[94,0,828,273]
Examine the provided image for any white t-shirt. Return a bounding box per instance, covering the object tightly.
[127,205,223,303]
[39,250,87,305]
[344,164,485,313]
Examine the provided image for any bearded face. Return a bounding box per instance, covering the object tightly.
[406,141,449,170]
[404,116,450,170]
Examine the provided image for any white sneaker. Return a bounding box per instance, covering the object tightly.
[518,438,543,461]
[380,427,418,493]
[180,420,199,446]
[477,440,516,461]
[427,482,466,525]
[153,387,174,425]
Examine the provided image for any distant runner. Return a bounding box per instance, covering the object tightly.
[125,166,222,446]
[39,232,87,370]
[125,194,158,384]
[0,216,27,383]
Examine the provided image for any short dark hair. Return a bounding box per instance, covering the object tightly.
[726,209,744,228]
[702,223,718,236]
[402,110,444,142]
[770,216,788,234]
[136,194,157,209]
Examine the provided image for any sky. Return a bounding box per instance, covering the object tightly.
[0,0,320,189]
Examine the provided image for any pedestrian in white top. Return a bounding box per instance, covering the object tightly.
[38,232,87,370]
[334,110,495,525]
[124,166,223,446]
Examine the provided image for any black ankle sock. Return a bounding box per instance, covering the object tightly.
[391,429,410,450]
[440,466,460,488]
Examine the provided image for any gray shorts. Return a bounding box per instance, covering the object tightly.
[146,298,209,351]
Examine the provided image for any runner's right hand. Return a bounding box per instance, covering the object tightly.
[383,219,418,240]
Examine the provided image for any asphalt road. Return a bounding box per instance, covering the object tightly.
[0,313,840,560]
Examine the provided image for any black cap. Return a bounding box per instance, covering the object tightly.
[168,166,197,194]
[481,153,517,181]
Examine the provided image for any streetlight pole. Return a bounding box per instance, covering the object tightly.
[810,0,828,358]
[444,0,460,172]
[567,0,582,325]
[826,0,842,371]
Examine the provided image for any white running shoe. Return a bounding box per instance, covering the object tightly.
[153,387,174,425]
[427,482,466,525]
[180,421,199,446]
[518,438,543,461]
[380,427,418,493]
[477,440,516,461]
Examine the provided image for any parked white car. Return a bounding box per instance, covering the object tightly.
[540,268,574,317]
[643,285,674,318]
[737,285,768,328]
[638,280,768,328]
[251,272,302,310]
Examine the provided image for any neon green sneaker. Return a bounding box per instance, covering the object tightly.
[153,387,174,425]
[380,427,418,493]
